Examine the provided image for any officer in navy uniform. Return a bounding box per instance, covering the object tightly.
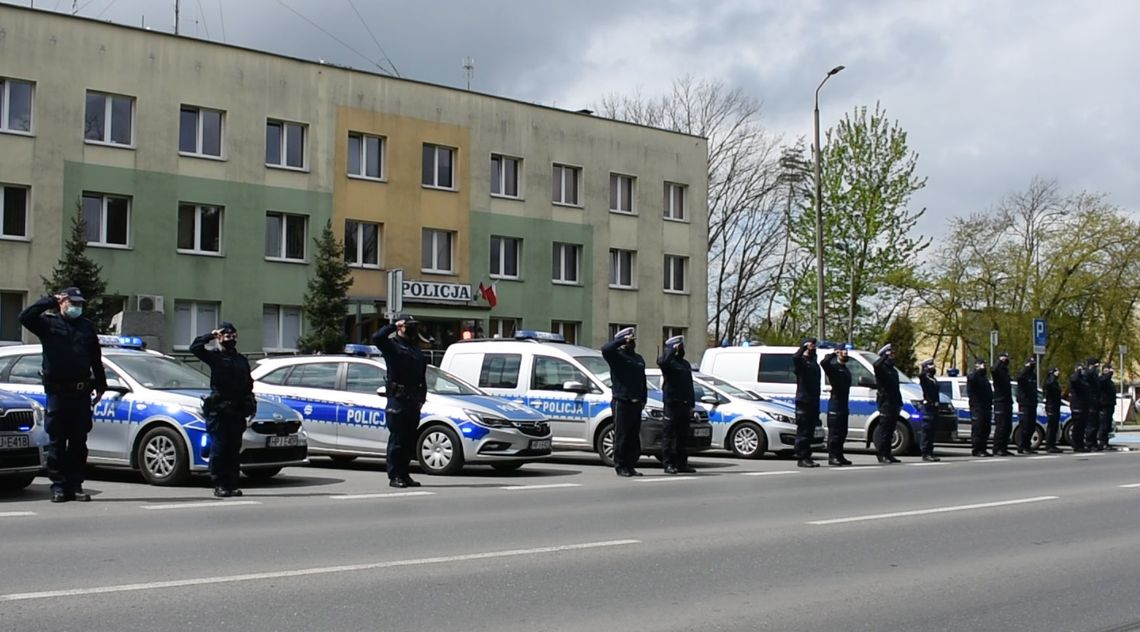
[1068,362,1088,452]
[1015,356,1039,454]
[602,327,647,477]
[18,287,107,503]
[966,357,994,457]
[820,343,853,466]
[1097,364,1117,451]
[991,351,1014,456]
[918,358,942,462]
[657,335,695,475]
[792,338,821,468]
[190,322,256,498]
[1083,358,1102,451]
[872,344,902,463]
[372,314,428,488]
[1044,367,1064,453]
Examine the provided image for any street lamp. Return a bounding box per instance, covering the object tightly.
[814,64,845,340]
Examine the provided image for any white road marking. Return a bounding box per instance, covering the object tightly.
[0,511,36,518]
[141,501,261,511]
[499,483,582,491]
[1084,452,1107,457]
[0,539,642,602]
[1027,455,1060,460]
[634,476,698,483]
[740,471,800,477]
[907,462,948,467]
[1118,483,1140,488]
[969,458,1010,463]
[328,491,436,500]
[807,496,1060,526]
[830,466,882,472]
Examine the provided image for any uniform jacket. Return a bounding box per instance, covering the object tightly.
[601,338,647,402]
[1083,370,1101,412]
[18,296,107,390]
[966,368,993,409]
[1044,373,1063,415]
[190,334,253,404]
[372,324,428,403]
[919,371,940,407]
[1099,374,1117,412]
[1016,364,1038,408]
[656,347,694,406]
[1068,369,1087,411]
[820,353,851,413]
[991,362,1013,405]
[873,356,902,409]
[792,345,821,407]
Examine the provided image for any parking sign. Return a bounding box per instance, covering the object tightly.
[1033,318,1047,354]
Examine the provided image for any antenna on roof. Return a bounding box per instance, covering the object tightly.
[463,56,475,90]
[174,0,180,34]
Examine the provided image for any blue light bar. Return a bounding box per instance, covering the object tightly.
[514,330,565,343]
[344,344,381,357]
[98,335,146,349]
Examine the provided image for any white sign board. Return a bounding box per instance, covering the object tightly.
[402,280,473,303]
[386,269,404,318]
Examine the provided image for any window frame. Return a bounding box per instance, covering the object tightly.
[478,353,522,389]
[172,300,220,350]
[82,192,131,249]
[264,211,309,263]
[609,173,636,214]
[664,254,689,294]
[662,326,687,346]
[551,242,581,285]
[262,304,303,353]
[609,248,636,289]
[344,219,382,269]
[347,131,386,181]
[0,183,30,240]
[608,323,636,340]
[551,320,580,345]
[490,153,521,199]
[0,78,35,135]
[265,118,308,171]
[178,105,225,159]
[489,235,521,280]
[664,181,688,222]
[421,228,455,274]
[84,90,135,148]
[422,143,457,190]
[176,203,224,256]
[0,291,25,342]
[488,318,520,339]
[551,163,582,207]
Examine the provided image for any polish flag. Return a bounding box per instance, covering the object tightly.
[478,281,498,308]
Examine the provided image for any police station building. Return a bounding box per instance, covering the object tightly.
[0,5,708,357]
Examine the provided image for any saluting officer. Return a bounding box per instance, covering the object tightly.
[918,358,941,462]
[1097,364,1117,451]
[872,344,902,464]
[603,327,647,477]
[792,338,821,468]
[820,343,853,466]
[1015,355,1038,454]
[1044,367,1064,453]
[1068,362,1088,452]
[967,357,994,457]
[18,287,107,503]
[372,314,428,488]
[191,322,256,498]
[991,351,1014,456]
[657,335,695,475]
[1083,358,1102,451]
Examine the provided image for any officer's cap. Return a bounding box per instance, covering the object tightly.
[1087,357,1100,366]
[60,286,85,303]
[1104,363,1115,371]
[665,335,684,348]
[394,313,418,324]
[1050,366,1060,374]
[998,350,1009,359]
[614,327,636,341]
[921,358,935,369]
[802,337,817,345]
[975,356,986,365]
[218,322,237,334]
[878,343,893,356]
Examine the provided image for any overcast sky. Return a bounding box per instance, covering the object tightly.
[13,0,1139,237]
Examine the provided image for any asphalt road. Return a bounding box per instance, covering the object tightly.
[3,442,1140,632]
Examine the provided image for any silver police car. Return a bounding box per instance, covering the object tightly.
[0,389,47,492]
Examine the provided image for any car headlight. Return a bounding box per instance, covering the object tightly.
[769,412,794,425]
[643,407,665,420]
[463,409,512,428]
[31,401,45,427]
[910,400,926,411]
[179,404,206,419]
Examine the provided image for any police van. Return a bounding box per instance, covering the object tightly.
[0,336,308,486]
[439,331,714,466]
[698,344,958,456]
[935,373,1075,448]
[0,389,47,491]
[250,346,552,475]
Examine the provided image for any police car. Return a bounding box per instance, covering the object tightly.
[439,331,714,467]
[0,389,47,491]
[645,369,822,459]
[0,336,308,486]
[249,345,552,475]
[935,374,1075,448]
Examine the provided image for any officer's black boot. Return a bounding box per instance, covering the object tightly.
[50,490,69,503]
[827,457,844,466]
[664,464,679,475]
[677,464,696,474]
[797,458,819,468]
[401,476,422,487]
[922,454,940,462]
[388,478,408,488]
[70,488,91,502]
[213,487,232,497]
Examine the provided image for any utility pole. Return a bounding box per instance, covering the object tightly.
[174,0,180,35]
[812,65,844,341]
[463,56,475,90]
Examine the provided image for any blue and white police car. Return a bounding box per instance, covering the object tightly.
[0,389,47,492]
[0,336,308,486]
[250,346,553,475]
[935,374,1076,448]
[645,369,823,459]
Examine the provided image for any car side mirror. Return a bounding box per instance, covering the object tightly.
[375,385,387,396]
[563,380,588,393]
[106,379,130,395]
[700,394,719,405]
[858,376,877,389]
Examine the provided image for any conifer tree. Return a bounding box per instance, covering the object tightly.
[298,220,353,353]
[42,202,109,330]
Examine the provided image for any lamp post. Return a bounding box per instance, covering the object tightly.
[813,64,845,340]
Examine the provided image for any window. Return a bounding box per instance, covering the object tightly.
[9,354,42,384]
[262,304,302,351]
[265,212,308,261]
[347,132,384,180]
[938,382,953,399]
[610,174,635,214]
[177,204,223,254]
[84,91,134,146]
[756,353,796,384]
[552,242,581,284]
[491,154,520,198]
[662,326,687,345]
[1,185,29,239]
[664,182,687,221]
[283,362,339,389]
[489,318,520,338]
[608,323,635,340]
[532,355,590,391]
[490,236,521,279]
[345,220,380,268]
[259,367,291,385]
[844,358,874,386]
[552,164,580,206]
[609,249,635,288]
[0,78,34,133]
[478,353,521,388]
[421,228,454,273]
[664,255,688,293]
[346,363,385,394]
[0,291,24,341]
[265,119,307,169]
[82,192,130,247]
[551,320,580,345]
[179,106,223,157]
[422,144,455,189]
[173,300,218,349]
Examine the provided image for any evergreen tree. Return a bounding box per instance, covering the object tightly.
[42,202,109,330]
[881,315,919,377]
[297,220,353,353]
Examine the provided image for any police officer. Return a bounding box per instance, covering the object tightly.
[602,327,647,477]
[918,358,941,462]
[1015,355,1038,454]
[966,357,994,457]
[657,335,695,475]
[190,322,256,498]
[991,351,1014,456]
[792,338,821,468]
[1043,367,1064,453]
[1097,364,1117,451]
[372,315,428,488]
[18,287,107,503]
[820,343,853,466]
[1083,358,1102,451]
[872,344,902,464]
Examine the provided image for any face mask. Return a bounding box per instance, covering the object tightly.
[221,339,236,351]
[404,325,419,339]
[839,354,848,363]
[64,305,83,319]
[674,346,685,359]
[626,340,637,351]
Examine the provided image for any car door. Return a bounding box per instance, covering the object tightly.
[841,357,878,441]
[88,364,135,462]
[272,361,343,452]
[526,354,596,446]
[336,361,389,455]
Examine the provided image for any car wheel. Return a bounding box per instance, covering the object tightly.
[891,422,915,457]
[728,421,767,459]
[1062,421,1073,446]
[417,425,465,475]
[329,455,358,466]
[137,426,190,486]
[241,466,283,480]
[595,422,615,467]
[490,461,524,472]
[0,473,36,491]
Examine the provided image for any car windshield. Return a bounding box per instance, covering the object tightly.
[854,350,913,382]
[426,365,482,396]
[573,356,612,387]
[110,354,210,390]
[697,374,758,400]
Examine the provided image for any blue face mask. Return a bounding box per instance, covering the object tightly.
[64,305,83,319]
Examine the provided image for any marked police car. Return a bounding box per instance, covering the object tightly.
[0,336,307,486]
[439,331,714,467]
[935,374,1075,448]
[645,369,822,459]
[0,389,47,491]
[250,346,552,475]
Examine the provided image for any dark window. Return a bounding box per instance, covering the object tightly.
[756,353,796,384]
[0,291,24,341]
[283,362,339,389]
[8,354,42,384]
[531,356,588,391]
[345,363,385,394]
[938,382,953,399]
[478,353,521,389]
[259,367,292,385]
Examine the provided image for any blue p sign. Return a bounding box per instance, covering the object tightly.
[1033,319,1047,347]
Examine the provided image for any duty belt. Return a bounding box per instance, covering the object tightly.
[50,380,90,392]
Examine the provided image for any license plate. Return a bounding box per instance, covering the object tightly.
[267,436,299,448]
[0,435,30,450]
[692,426,711,438]
[529,439,552,451]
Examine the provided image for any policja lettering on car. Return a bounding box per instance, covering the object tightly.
[657,335,696,475]
[372,314,428,488]
[602,327,647,478]
[190,322,257,498]
[820,344,854,466]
